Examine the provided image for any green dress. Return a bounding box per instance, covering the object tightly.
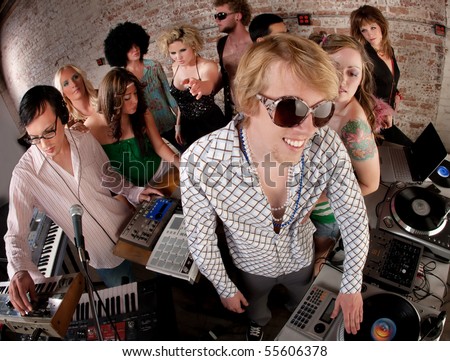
[102,137,161,187]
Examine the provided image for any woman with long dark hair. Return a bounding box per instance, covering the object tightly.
[104,22,181,150]
[309,32,379,273]
[350,5,401,131]
[84,68,179,187]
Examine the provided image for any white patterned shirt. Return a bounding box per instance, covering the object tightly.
[5,130,144,281]
[180,116,369,298]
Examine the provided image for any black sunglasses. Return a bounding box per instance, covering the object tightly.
[213,12,235,21]
[256,94,335,128]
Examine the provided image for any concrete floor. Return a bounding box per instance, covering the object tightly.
[437,266,450,341]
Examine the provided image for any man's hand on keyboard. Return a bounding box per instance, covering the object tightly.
[138,187,164,203]
[8,270,37,316]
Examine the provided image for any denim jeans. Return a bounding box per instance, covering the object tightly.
[312,220,340,241]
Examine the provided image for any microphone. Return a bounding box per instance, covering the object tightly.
[69,204,85,250]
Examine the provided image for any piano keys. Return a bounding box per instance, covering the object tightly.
[36,222,67,277]
[27,210,103,284]
[28,209,68,278]
[75,282,138,322]
[0,273,85,338]
[66,276,176,341]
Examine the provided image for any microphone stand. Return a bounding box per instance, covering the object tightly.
[76,245,104,341]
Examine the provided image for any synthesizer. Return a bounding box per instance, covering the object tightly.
[0,273,85,338]
[27,211,101,283]
[119,196,180,250]
[28,209,68,277]
[66,277,176,341]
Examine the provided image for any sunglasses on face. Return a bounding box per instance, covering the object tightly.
[256,94,335,128]
[214,12,235,20]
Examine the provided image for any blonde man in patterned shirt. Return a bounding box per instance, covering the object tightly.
[180,33,369,341]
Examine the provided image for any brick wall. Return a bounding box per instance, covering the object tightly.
[436,1,450,149]
[1,0,448,148]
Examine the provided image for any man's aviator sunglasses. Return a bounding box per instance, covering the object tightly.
[256,94,335,128]
[214,12,235,21]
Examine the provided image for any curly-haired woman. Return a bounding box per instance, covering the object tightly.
[158,25,227,147]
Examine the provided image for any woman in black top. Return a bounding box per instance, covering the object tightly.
[158,25,227,148]
[350,5,401,131]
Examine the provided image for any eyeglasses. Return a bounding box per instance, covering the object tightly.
[26,116,58,145]
[214,12,235,21]
[256,94,335,128]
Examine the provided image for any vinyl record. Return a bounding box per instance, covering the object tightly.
[391,186,448,234]
[343,293,420,341]
[430,160,450,188]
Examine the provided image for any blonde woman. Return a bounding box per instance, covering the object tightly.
[158,25,227,147]
[54,64,97,129]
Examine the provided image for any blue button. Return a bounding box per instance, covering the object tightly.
[437,166,450,178]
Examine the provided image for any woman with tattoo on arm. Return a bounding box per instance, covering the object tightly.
[309,33,379,273]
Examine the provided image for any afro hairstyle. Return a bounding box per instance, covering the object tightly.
[104,21,150,67]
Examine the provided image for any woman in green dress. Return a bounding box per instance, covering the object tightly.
[85,67,180,187]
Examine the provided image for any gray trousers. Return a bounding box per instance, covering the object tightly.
[239,262,314,326]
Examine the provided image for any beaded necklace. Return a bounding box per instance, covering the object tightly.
[239,127,305,228]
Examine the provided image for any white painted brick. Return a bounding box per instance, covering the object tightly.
[0,0,449,149]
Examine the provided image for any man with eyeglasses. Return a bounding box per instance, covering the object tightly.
[213,0,252,122]
[4,85,163,316]
[180,34,369,341]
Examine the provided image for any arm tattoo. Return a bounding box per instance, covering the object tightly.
[340,119,376,161]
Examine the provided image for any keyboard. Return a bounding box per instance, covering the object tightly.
[66,278,177,341]
[390,147,412,181]
[0,273,85,338]
[146,213,199,284]
[28,209,68,277]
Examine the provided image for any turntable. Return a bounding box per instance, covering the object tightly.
[341,292,438,341]
[377,182,450,261]
[275,264,446,341]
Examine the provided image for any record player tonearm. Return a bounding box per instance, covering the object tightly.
[377,182,450,261]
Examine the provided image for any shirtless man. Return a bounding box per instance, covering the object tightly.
[213,0,252,121]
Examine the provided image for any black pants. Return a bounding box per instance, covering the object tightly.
[239,263,314,326]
